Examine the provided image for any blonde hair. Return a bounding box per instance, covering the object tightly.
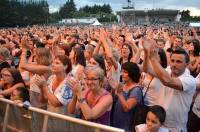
[36,48,52,66]
[0,47,11,59]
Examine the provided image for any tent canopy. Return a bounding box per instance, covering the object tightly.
[189,22,200,27]
[92,20,102,26]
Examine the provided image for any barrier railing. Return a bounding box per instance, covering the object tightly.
[0,98,124,132]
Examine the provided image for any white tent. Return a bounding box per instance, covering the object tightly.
[92,20,102,26]
[189,22,200,27]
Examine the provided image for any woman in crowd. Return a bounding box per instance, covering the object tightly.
[141,48,167,106]
[120,32,141,65]
[19,40,52,132]
[70,46,86,80]
[35,55,72,113]
[87,54,106,76]
[0,47,13,66]
[120,44,133,64]
[187,39,200,77]
[35,55,73,132]
[20,45,52,107]
[98,29,121,89]
[84,44,95,64]
[67,66,113,125]
[0,68,25,99]
[112,62,143,131]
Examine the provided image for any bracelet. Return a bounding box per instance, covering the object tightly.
[78,98,86,103]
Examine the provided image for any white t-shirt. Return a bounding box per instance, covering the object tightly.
[193,73,200,118]
[47,75,73,114]
[192,93,200,118]
[142,73,163,106]
[135,124,169,132]
[106,62,121,88]
[157,67,196,132]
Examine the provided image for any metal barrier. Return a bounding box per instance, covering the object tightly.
[0,98,124,132]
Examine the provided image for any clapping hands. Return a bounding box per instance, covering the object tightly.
[66,76,83,96]
[115,82,123,95]
[34,75,47,88]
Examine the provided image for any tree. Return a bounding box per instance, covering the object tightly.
[49,12,62,23]
[59,0,77,18]
[0,0,50,27]
[102,4,112,14]
[180,10,190,21]
[79,4,112,14]
[180,10,200,21]
[71,3,116,22]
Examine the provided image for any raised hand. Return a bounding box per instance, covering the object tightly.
[148,39,159,59]
[99,28,107,43]
[125,32,133,43]
[142,38,151,52]
[21,36,29,49]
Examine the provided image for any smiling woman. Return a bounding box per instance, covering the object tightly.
[112,62,143,131]
[0,68,25,99]
[67,66,113,125]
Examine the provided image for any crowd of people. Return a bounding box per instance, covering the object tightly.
[0,24,200,132]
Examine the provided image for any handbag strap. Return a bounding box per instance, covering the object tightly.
[143,76,154,98]
[127,85,145,105]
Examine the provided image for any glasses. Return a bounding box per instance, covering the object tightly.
[1,73,12,78]
[85,78,99,81]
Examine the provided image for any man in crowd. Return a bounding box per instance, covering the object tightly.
[143,39,196,132]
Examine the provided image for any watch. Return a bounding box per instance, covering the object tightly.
[78,98,86,103]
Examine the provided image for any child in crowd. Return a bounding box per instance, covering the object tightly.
[135,105,168,132]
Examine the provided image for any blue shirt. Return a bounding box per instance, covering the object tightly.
[113,86,143,131]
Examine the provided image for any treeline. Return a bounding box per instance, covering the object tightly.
[181,10,200,21]
[0,0,49,27]
[79,4,112,14]
[57,0,117,22]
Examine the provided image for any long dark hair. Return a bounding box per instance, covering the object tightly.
[190,39,200,56]
[120,44,133,64]
[6,68,25,85]
[93,54,106,76]
[16,87,30,102]
[158,49,167,68]
[74,47,86,67]
[122,62,141,83]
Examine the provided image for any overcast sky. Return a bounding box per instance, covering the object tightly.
[47,0,200,16]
